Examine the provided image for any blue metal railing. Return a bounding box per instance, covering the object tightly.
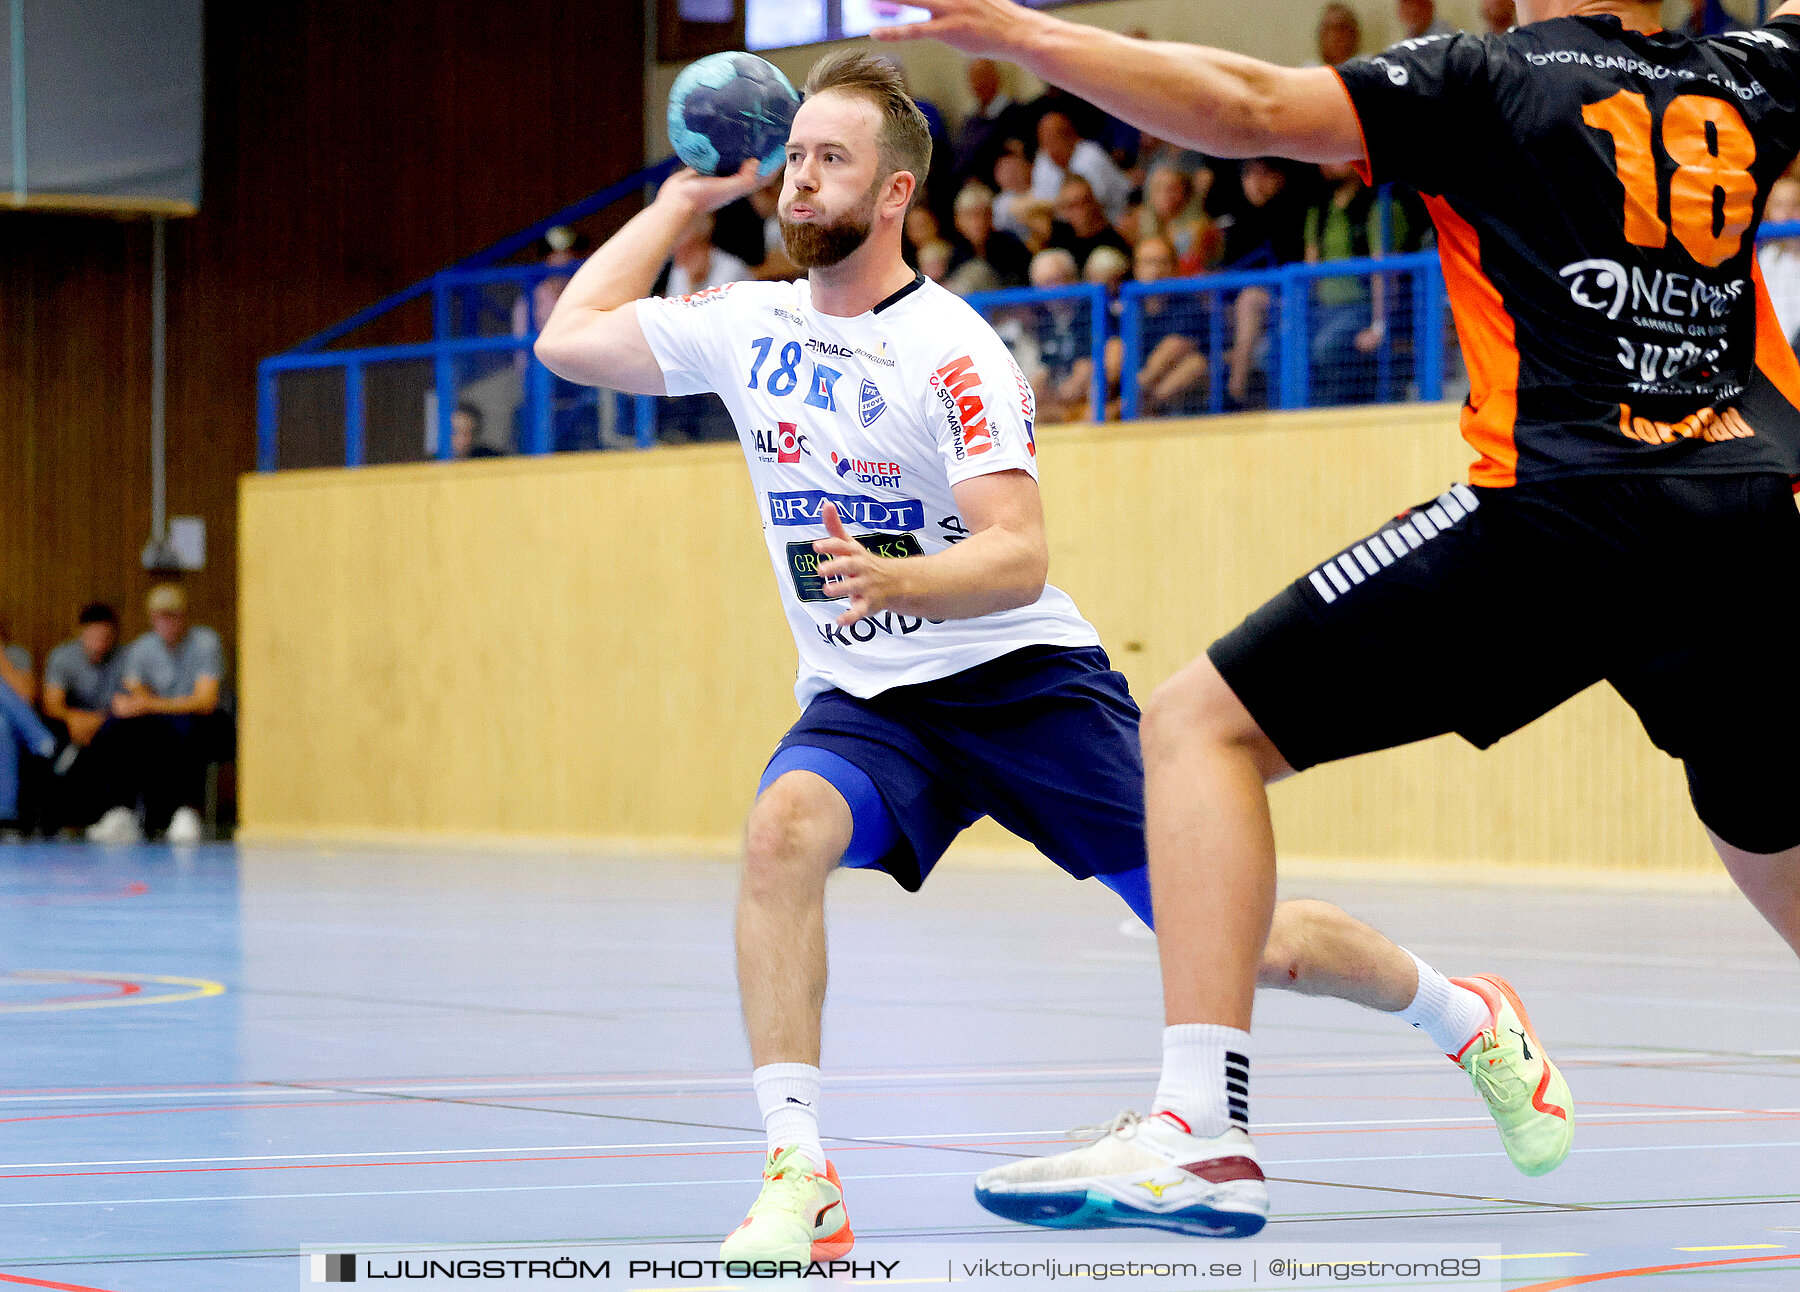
[258,216,1800,471]
[962,281,1110,423]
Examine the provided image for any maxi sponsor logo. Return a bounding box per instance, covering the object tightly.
[931,354,995,459]
[768,490,926,530]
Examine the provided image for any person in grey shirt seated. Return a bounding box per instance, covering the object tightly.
[84,584,233,845]
[40,603,126,831]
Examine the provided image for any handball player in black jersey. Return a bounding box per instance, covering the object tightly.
[877,0,1800,1236]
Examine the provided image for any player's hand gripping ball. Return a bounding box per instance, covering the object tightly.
[667,52,799,178]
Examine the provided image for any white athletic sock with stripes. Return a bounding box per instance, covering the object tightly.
[753,1063,826,1172]
[1395,951,1491,1056]
[1152,1024,1252,1138]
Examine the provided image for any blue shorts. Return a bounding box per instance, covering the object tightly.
[759,645,1152,926]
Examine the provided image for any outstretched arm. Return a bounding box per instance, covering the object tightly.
[535,162,764,394]
[874,0,1363,164]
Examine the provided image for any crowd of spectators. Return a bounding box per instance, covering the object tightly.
[454,0,1791,451]
[0,585,233,844]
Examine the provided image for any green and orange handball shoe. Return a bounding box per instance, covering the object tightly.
[1450,974,1575,1177]
[719,1145,854,1263]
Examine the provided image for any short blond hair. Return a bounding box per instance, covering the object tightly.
[803,51,933,206]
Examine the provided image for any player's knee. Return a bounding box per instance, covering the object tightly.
[1259,898,1343,990]
[1143,660,1259,764]
[743,774,844,895]
[1687,761,1800,856]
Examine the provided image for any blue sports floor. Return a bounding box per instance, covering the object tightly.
[1,841,1797,1290]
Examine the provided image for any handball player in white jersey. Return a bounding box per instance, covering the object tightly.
[538,50,1526,1259]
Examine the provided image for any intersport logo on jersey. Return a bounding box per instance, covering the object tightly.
[768,490,925,530]
[932,354,996,460]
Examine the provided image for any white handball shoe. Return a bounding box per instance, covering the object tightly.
[86,806,144,844]
[974,1110,1268,1238]
[166,806,204,844]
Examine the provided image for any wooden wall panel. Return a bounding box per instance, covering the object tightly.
[1,0,645,675]
[238,405,1720,880]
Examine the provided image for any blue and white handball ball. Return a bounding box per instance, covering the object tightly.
[667,51,799,178]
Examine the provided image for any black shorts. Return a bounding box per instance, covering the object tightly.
[1209,474,1800,777]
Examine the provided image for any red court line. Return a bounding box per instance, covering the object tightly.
[0,880,149,907]
[0,1098,399,1126]
[0,1272,121,1291]
[0,979,143,1012]
[1513,1252,1798,1290]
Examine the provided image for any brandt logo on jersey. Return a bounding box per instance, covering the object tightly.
[932,355,995,459]
[805,364,842,412]
[859,379,887,427]
[768,490,924,531]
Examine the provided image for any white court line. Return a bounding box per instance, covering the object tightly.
[0,1050,1736,1106]
[9,1140,1800,1208]
[10,1107,1794,1172]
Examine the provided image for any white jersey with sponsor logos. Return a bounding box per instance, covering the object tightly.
[635,273,1100,707]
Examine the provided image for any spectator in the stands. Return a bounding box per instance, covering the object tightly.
[514,227,599,451]
[918,239,956,285]
[1304,161,1395,405]
[1316,3,1363,65]
[1085,244,1130,295]
[1480,0,1516,33]
[513,227,589,338]
[1105,236,1209,420]
[1136,165,1222,274]
[1032,110,1131,222]
[666,211,751,298]
[1220,159,1307,406]
[85,584,230,845]
[991,149,1036,240]
[1017,197,1058,259]
[952,58,1033,192]
[1026,248,1095,424]
[1051,176,1132,270]
[1758,178,1800,346]
[450,403,502,459]
[1681,0,1743,36]
[1219,158,1307,270]
[1397,0,1456,39]
[904,205,945,269]
[0,621,41,834]
[40,603,124,831]
[951,182,1031,286]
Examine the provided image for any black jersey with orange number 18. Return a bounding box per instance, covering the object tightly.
[1334,15,1800,487]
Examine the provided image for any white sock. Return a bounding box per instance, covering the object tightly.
[1395,950,1491,1056]
[753,1063,825,1171]
[1152,1024,1252,1137]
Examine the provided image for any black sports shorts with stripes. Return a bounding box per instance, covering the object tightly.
[1208,473,1800,854]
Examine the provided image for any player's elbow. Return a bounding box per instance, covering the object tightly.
[1008,538,1050,610]
[533,330,581,383]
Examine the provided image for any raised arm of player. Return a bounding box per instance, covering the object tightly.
[534,161,765,395]
[873,0,1363,164]
[811,472,1049,627]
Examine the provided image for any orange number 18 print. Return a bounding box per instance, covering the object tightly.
[1582,90,1757,268]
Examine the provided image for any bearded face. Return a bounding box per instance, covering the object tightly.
[780,176,882,270]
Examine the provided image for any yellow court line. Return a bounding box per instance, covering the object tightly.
[1675,1244,1783,1252]
[1497,1253,1587,1259]
[0,971,226,1014]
